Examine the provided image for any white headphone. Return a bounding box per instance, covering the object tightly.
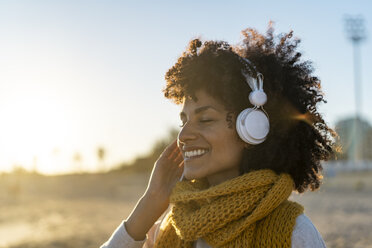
[236,58,270,145]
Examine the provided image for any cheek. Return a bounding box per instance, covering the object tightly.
[210,129,245,161]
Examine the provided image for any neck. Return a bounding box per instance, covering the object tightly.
[206,168,240,186]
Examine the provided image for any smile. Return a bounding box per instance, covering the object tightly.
[184,149,209,160]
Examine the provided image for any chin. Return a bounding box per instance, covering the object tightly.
[183,171,195,180]
[183,168,204,181]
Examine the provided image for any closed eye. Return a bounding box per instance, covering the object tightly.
[179,119,213,127]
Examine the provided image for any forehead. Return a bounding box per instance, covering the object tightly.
[181,90,225,113]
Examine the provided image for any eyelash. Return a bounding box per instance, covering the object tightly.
[179,119,213,128]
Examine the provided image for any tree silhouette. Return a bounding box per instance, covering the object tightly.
[117,127,179,172]
[97,147,106,171]
[335,117,372,160]
[73,152,83,173]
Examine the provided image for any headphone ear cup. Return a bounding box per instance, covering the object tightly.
[236,108,270,145]
[236,108,252,144]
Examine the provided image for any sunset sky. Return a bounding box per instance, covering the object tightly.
[0,0,371,174]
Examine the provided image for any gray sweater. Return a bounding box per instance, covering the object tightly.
[101,213,326,248]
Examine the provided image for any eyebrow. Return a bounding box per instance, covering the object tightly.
[180,105,220,118]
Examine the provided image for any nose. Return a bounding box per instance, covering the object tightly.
[178,122,198,146]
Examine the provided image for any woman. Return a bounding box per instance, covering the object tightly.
[101,26,334,248]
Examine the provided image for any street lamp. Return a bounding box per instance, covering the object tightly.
[344,15,366,161]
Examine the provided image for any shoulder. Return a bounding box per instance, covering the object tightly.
[292,214,327,248]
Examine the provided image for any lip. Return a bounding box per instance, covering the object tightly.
[182,147,209,161]
[182,146,209,152]
[184,152,208,161]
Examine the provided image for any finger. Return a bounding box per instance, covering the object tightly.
[170,149,182,162]
[178,160,184,168]
[173,151,183,164]
[177,162,185,181]
[162,140,178,158]
[176,161,184,179]
[168,142,182,160]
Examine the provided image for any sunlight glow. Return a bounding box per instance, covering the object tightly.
[0,93,73,174]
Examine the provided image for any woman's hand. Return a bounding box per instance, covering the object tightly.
[145,140,184,210]
[125,140,184,241]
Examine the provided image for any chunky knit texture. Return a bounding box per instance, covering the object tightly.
[154,169,304,248]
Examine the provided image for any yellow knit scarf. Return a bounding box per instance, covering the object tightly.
[154,169,304,248]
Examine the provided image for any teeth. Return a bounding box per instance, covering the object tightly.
[184,149,208,158]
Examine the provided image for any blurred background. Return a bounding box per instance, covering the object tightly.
[0,0,371,247]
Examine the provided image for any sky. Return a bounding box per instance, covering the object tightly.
[0,0,371,174]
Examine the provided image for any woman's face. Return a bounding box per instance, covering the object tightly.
[178,90,246,185]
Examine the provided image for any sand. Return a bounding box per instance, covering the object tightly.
[1,170,371,248]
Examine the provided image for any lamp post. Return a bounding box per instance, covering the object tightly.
[344,15,366,162]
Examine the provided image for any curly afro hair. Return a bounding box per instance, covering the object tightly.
[163,24,336,193]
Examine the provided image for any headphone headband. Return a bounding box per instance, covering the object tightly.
[239,57,258,77]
